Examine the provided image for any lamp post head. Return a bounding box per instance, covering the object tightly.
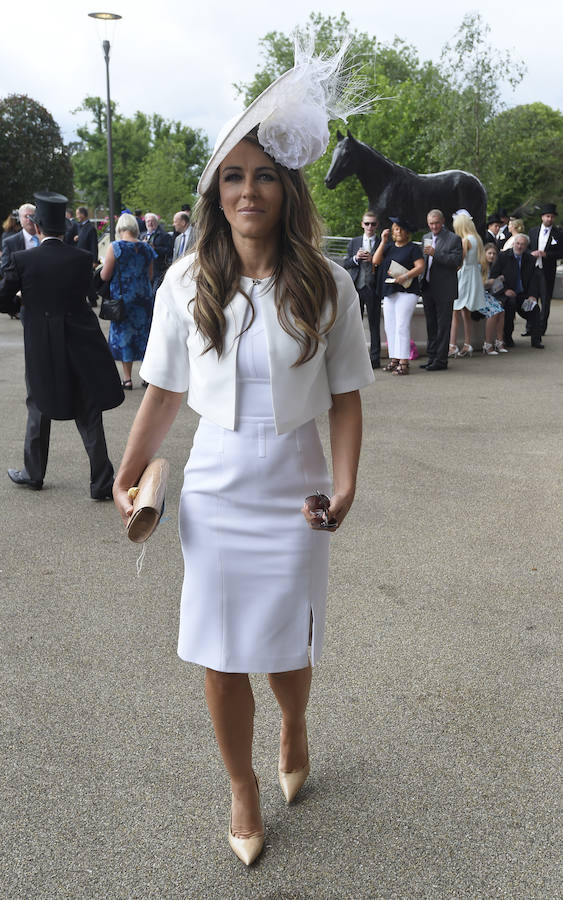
[88,12,122,20]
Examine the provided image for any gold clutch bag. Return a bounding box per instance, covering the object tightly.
[126,458,170,543]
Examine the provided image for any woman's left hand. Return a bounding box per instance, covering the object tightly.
[301,491,353,531]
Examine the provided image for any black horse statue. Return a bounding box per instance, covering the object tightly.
[325,130,487,232]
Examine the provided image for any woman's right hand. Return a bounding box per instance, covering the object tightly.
[113,482,134,528]
[381,228,390,243]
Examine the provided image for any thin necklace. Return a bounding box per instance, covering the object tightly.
[242,273,274,284]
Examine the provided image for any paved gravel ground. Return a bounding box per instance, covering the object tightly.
[1,303,561,899]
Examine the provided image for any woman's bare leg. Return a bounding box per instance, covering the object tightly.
[485,316,496,344]
[461,308,472,346]
[268,663,312,772]
[205,668,262,838]
[121,361,133,382]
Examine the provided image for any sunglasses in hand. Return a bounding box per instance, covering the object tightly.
[304,491,338,530]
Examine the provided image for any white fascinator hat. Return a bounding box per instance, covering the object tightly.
[198,35,373,194]
[453,208,473,219]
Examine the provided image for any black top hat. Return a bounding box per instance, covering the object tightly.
[31,191,68,234]
[486,213,501,226]
[540,203,557,216]
[389,216,416,233]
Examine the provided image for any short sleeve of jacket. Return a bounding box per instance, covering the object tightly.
[139,273,190,392]
[324,265,375,394]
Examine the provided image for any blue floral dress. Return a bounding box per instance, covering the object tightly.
[108,240,157,362]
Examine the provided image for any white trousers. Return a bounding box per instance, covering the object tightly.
[383,292,419,359]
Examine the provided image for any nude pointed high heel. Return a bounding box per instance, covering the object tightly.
[228,773,264,866]
[228,826,264,866]
[278,760,310,803]
[278,761,310,803]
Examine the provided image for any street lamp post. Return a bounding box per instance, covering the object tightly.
[88,12,122,241]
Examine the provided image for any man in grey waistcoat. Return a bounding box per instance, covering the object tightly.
[420,209,463,371]
[342,210,381,368]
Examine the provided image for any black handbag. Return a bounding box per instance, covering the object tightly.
[99,294,125,323]
[98,257,126,323]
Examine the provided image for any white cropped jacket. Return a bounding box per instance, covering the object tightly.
[139,255,374,435]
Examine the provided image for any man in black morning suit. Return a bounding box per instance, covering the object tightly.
[342,210,381,368]
[420,208,463,370]
[75,206,99,306]
[489,233,544,348]
[0,192,124,495]
[528,203,562,335]
[74,206,99,258]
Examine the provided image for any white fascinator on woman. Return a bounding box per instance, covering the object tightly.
[198,35,374,193]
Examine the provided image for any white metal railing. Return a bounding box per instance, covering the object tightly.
[322,235,349,258]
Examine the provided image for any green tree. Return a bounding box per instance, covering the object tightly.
[127,125,210,221]
[70,99,210,220]
[484,103,563,217]
[0,94,73,218]
[438,12,525,179]
[70,97,152,213]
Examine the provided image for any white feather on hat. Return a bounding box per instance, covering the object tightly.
[197,34,375,194]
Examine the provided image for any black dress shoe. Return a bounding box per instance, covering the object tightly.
[531,339,545,349]
[91,484,114,500]
[8,468,43,490]
[504,338,515,348]
[419,360,434,369]
[425,361,448,371]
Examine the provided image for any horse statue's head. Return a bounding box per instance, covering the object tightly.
[324,130,359,190]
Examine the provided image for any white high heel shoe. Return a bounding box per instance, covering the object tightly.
[458,343,473,358]
[482,342,499,355]
[448,343,459,358]
[495,339,509,353]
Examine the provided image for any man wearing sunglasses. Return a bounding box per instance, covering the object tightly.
[343,211,381,369]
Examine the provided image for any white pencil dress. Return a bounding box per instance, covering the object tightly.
[177,284,331,673]
[139,266,374,675]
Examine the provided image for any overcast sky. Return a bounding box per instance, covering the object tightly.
[2,0,560,150]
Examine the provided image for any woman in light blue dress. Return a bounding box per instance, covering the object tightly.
[449,212,486,358]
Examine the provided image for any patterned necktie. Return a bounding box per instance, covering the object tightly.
[31,235,40,247]
[179,233,186,256]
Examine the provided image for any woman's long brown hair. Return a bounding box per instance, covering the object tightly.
[189,131,337,366]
